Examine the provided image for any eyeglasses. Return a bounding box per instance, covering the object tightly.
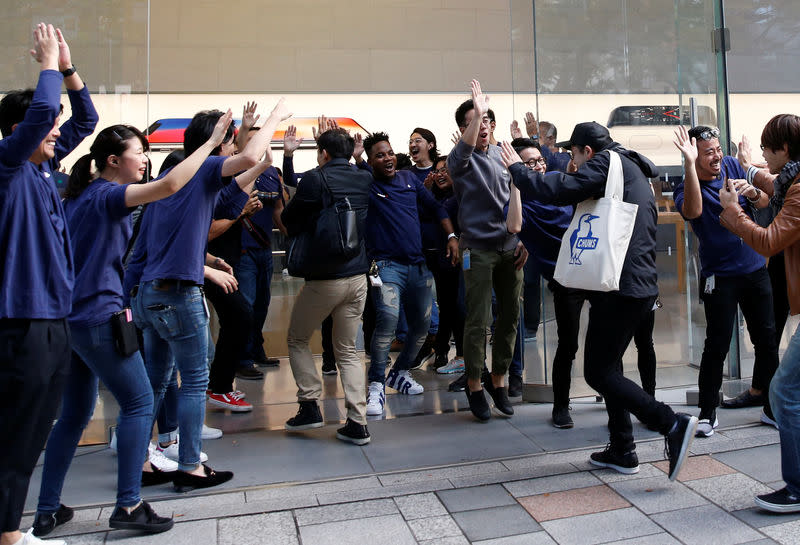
[760,144,767,151]
[694,127,720,141]
[523,157,546,168]
[434,167,448,174]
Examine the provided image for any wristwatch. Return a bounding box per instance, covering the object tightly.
[531,134,539,140]
[60,65,76,77]
[447,232,458,241]
[747,187,762,203]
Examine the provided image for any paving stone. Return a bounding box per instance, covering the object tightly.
[437,484,517,512]
[451,463,578,488]
[54,534,106,544]
[632,440,672,463]
[149,491,246,515]
[651,504,763,545]
[651,454,738,482]
[473,532,557,545]
[610,534,682,544]
[713,445,784,483]
[741,539,780,545]
[106,519,216,544]
[609,476,708,514]
[503,471,601,498]
[408,514,463,540]
[394,493,449,520]
[518,484,630,522]
[419,537,470,545]
[591,462,665,483]
[503,449,598,470]
[719,426,780,441]
[690,433,779,456]
[45,519,111,539]
[767,481,787,491]
[218,512,298,545]
[685,473,775,511]
[315,478,453,505]
[244,476,381,502]
[378,462,507,486]
[176,495,317,522]
[732,507,800,528]
[294,498,396,526]
[760,519,800,545]
[298,513,416,545]
[540,507,661,545]
[452,505,540,541]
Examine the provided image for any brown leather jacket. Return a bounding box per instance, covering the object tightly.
[720,183,800,315]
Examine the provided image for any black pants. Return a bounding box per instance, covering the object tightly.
[363,277,375,353]
[523,260,541,334]
[425,251,465,357]
[321,314,334,362]
[205,283,253,394]
[0,319,70,533]
[549,280,590,408]
[583,293,676,452]
[698,268,778,411]
[769,254,791,346]
[634,309,657,397]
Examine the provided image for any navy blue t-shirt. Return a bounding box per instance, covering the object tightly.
[65,179,133,326]
[140,155,227,285]
[517,198,573,281]
[673,155,764,277]
[366,169,448,265]
[241,166,281,250]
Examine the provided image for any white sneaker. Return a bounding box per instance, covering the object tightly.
[148,442,179,472]
[202,424,223,439]
[436,357,465,374]
[157,440,208,463]
[695,416,719,437]
[386,369,424,395]
[19,528,65,544]
[366,382,385,416]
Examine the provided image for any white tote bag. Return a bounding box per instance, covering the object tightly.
[553,150,638,292]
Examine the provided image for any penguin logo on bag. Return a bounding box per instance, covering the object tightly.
[568,213,599,265]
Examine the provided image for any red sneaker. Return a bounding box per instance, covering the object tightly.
[207,391,253,412]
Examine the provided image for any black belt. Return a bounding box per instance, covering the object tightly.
[151,278,199,291]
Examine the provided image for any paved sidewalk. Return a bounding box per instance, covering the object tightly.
[22,398,798,545]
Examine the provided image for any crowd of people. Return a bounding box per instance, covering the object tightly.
[1,23,799,545]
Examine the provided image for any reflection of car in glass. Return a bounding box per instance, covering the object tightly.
[607,105,717,180]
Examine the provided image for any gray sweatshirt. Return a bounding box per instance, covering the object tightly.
[447,140,518,252]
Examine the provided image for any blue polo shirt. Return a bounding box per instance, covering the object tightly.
[139,155,227,285]
[366,169,448,265]
[65,179,133,326]
[241,166,281,250]
[517,198,573,281]
[673,155,764,277]
[0,71,98,319]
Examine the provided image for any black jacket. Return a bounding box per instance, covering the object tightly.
[508,142,659,298]
[281,158,372,280]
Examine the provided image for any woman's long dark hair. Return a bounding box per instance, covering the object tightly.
[64,124,149,199]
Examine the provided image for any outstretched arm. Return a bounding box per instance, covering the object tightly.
[673,126,702,219]
[221,98,291,177]
[459,79,488,149]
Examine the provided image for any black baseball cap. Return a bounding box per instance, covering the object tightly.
[556,121,613,151]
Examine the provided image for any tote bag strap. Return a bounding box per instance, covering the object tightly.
[604,150,625,200]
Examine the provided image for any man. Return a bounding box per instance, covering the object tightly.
[673,125,779,436]
[500,120,697,481]
[281,128,374,444]
[0,24,98,545]
[447,80,525,421]
[363,132,459,416]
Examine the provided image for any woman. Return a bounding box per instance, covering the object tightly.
[719,113,800,514]
[33,113,232,537]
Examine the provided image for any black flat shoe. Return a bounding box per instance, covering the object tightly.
[466,388,491,422]
[173,464,233,492]
[720,390,765,409]
[32,504,73,537]
[109,501,173,533]
[488,386,514,416]
[142,466,177,486]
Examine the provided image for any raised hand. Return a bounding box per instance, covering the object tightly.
[269,97,292,122]
[510,120,523,139]
[55,28,72,72]
[451,129,462,146]
[470,79,489,117]
[241,101,260,130]
[30,23,59,70]
[312,115,328,141]
[524,112,539,138]
[283,125,302,156]
[423,171,436,190]
[499,141,523,168]
[352,132,365,161]
[737,134,753,170]
[209,109,233,147]
[673,125,698,163]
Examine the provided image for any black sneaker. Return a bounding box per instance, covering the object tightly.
[508,374,523,397]
[696,409,718,437]
[336,418,371,445]
[449,373,467,392]
[589,444,640,474]
[109,501,173,533]
[321,356,337,375]
[285,400,324,431]
[432,352,448,370]
[664,412,698,481]
[32,504,73,537]
[755,487,800,513]
[411,334,436,369]
[173,464,233,492]
[720,389,765,409]
[552,405,574,429]
[466,388,491,422]
[488,385,514,416]
[235,365,264,381]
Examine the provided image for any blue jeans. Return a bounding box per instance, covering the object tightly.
[38,321,153,511]
[236,248,273,363]
[133,281,209,471]
[156,368,179,443]
[368,260,433,384]
[770,322,800,496]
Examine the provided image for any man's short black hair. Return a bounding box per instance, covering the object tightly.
[183,110,235,156]
[363,131,391,158]
[0,89,63,138]
[487,108,496,123]
[455,100,474,129]
[687,125,720,142]
[316,128,354,160]
[510,137,540,154]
